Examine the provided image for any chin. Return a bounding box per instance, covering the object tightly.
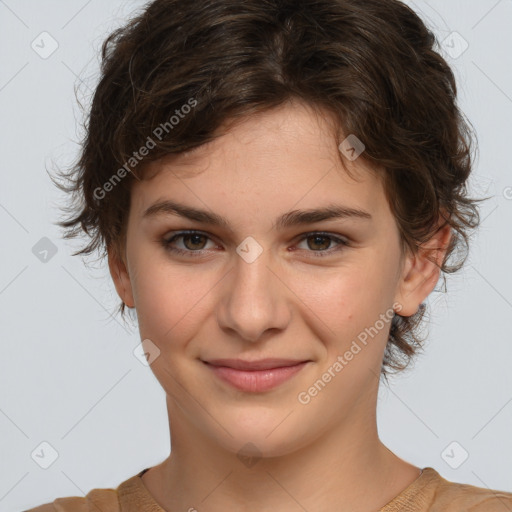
[206,407,317,460]
[216,431,304,461]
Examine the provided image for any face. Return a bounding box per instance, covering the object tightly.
[109,100,438,458]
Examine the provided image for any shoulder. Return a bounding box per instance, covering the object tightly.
[428,470,512,512]
[382,467,512,512]
[23,467,155,512]
[23,486,119,512]
[410,467,512,512]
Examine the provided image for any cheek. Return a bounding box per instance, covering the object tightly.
[294,262,381,318]
[291,260,396,354]
[130,258,217,347]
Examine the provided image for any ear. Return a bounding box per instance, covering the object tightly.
[394,218,452,317]
[107,243,135,308]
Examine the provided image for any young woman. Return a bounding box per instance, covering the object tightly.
[27,0,512,510]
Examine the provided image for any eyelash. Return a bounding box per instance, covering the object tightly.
[161,230,349,258]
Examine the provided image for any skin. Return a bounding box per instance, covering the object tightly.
[109,99,452,512]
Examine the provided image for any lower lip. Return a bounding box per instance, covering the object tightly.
[204,362,309,392]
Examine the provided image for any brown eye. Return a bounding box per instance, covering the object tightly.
[295,232,349,257]
[162,231,216,256]
[181,233,208,250]
[306,234,332,251]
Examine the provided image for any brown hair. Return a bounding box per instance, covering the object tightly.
[53,0,483,376]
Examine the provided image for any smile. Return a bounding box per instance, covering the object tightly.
[202,358,310,392]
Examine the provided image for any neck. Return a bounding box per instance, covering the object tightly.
[142,396,421,512]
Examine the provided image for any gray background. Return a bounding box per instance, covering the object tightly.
[1,0,511,510]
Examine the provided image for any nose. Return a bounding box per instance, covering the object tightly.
[216,245,291,343]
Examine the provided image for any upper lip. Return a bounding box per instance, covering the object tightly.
[202,358,310,370]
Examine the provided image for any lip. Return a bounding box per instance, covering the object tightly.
[202,358,310,392]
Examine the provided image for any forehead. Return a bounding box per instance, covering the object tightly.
[131,101,386,220]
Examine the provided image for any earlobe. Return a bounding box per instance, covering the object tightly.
[394,221,452,317]
[107,245,135,308]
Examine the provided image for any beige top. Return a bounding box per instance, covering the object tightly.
[25,466,512,511]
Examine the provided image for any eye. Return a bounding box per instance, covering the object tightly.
[162,231,218,257]
[294,232,349,257]
[161,230,349,258]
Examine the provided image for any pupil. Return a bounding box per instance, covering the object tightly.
[181,234,331,251]
[185,234,205,250]
[309,235,329,251]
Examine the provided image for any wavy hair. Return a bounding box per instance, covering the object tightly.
[53,0,483,376]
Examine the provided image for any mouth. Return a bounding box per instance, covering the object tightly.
[201,358,311,392]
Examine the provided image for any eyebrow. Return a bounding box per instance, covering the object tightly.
[142,199,372,230]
